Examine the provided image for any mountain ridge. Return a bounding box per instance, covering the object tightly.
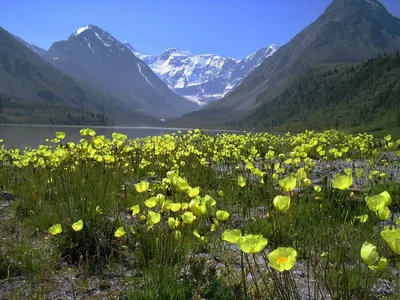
[45,24,199,119]
[0,26,160,125]
[124,43,278,105]
[172,0,400,127]
[241,51,400,134]
[12,34,47,57]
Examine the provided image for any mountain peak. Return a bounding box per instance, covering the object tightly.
[325,0,389,15]
[64,25,130,52]
[70,24,108,40]
[74,25,90,36]
[73,24,98,36]
[191,0,400,127]
[319,0,400,37]
[165,47,182,52]
[161,47,190,58]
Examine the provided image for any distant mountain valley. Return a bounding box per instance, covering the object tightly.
[11,31,279,107]
[123,43,278,105]
[1,0,400,134]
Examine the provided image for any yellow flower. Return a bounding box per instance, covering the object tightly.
[168,217,180,229]
[189,197,207,216]
[187,186,200,198]
[204,195,216,206]
[369,257,388,271]
[193,230,207,242]
[279,176,297,192]
[103,155,115,164]
[48,224,62,235]
[94,154,103,162]
[237,234,268,254]
[182,211,196,224]
[148,211,161,224]
[135,181,149,193]
[131,205,140,215]
[273,195,291,213]
[353,214,369,223]
[314,185,322,193]
[55,132,66,140]
[96,205,103,214]
[144,197,159,208]
[156,193,165,205]
[216,210,230,221]
[114,227,125,238]
[365,191,391,212]
[380,227,400,255]
[80,128,96,137]
[172,176,189,192]
[168,202,182,212]
[360,242,388,271]
[222,229,242,244]
[71,220,83,232]
[360,242,379,266]
[303,178,311,187]
[267,247,297,272]
[377,207,391,221]
[237,175,246,187]
[331,174,353,190]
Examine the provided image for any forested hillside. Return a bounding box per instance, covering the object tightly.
[241,51,400,133]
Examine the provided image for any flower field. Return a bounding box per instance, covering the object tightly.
[0,129,399,299]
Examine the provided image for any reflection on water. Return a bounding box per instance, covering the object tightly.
[0,124,240,149]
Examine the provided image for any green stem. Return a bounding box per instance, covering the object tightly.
[241,251,248,300]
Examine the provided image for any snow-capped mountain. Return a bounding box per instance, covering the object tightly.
[12,34,47,56]
[123,42,279,105]
[44,25,198,119]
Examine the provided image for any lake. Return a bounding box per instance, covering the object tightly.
[0,124,240,149]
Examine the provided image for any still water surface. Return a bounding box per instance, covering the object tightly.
[0,124,239,149]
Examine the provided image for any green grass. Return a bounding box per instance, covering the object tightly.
[0,129,399,299]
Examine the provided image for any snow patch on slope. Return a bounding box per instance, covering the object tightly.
[184,96,206,106]
[75,26,90,36]
[87,42,95,54]
[137,63,154,87]
[95,32,111,47]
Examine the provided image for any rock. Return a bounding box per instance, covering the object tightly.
[0,191,14,202]
[0,191,14,221]
[372,279,394,295]
[293,270,305,278]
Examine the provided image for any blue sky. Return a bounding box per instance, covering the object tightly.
[2,0,400,59]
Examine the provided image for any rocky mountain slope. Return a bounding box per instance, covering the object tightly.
[0,26,160,125]
[12,35,47,57]
[45,25,198,119]
[173,0,400,127]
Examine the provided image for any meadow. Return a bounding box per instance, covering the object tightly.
[0,128,399,299]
